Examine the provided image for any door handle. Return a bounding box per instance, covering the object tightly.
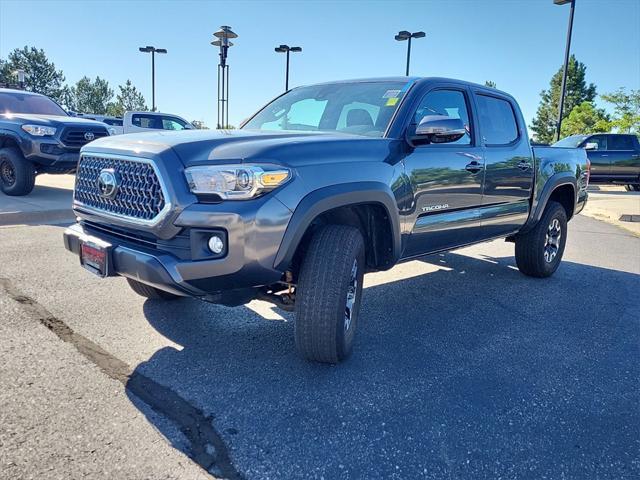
[517,161,532,171]
[465,161,483,174]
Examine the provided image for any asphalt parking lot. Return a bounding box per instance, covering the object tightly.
[1,204,638,479]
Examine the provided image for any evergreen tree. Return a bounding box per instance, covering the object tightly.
[530,55,596,143]
[107,80,148,117]
[0,46,66,101]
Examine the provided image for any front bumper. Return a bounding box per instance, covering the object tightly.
[64,193,293,300]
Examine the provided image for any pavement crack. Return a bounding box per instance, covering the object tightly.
[0,277,242,480]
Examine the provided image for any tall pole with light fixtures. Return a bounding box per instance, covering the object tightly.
[554,0,576,141]
[394,30,425,76]
[212,26,238,129]
[275,44,302,91]
[138,46,167,111]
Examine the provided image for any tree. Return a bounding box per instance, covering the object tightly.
[106,80,148,117]
[0,46,66,100]
[530,55,597,143]
[191,120,208,129]
[601,88,640,134]
[484,80,496,88]
[560,101,610,137]
[72,76,114,114]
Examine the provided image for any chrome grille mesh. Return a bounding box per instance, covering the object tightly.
[74,155,166,221]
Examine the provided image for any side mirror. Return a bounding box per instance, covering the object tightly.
[411,115,466,145]
[584,142,598,151]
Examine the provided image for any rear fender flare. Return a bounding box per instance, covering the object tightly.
[522,172,576,233]
[273,182,401,271]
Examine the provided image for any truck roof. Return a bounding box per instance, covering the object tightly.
[0,88,43,96]
[300,76,514,99]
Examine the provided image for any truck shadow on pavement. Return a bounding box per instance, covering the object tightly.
[130,252,639,479]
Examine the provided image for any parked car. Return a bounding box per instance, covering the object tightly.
[63,77,589,363]
[0,88,109,196]
[554,133,640,191]
[80,111,194,136]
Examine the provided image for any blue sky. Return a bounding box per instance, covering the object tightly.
[1,0,638,129]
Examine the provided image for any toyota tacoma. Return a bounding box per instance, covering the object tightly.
[63,77,589,363]
[0,88,109,196]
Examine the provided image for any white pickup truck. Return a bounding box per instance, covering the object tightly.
[80,111,194,135]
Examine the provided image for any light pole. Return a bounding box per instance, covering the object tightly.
[15,69,26,90]
[394,30,425,76]
[211,26,238,129]
[138,46,167,111]
[554,0,576,141]
[275,44,302,91]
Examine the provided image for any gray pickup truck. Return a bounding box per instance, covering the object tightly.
[63,77,589,363]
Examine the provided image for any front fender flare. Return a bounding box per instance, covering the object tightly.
[273,182,401,271]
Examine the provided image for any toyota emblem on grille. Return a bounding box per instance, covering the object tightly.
[84,132,95,141]
[97,168,119,199]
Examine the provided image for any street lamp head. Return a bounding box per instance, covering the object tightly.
[553,0,572,4]
[395,30,411,41]
[275,44,290,53]
[139,46,153,52]
[290,46,302,52]
[213,25,238,39]
[212,40,234,47]
[411,31,426,38]
[155,48,167,54]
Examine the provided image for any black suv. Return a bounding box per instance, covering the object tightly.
[0,88,109,195]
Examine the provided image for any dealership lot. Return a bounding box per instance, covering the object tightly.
[1,209,638,479]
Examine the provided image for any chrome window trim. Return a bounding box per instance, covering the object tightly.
[73,152,172,228]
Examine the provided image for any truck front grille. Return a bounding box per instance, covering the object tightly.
[61,127,109,148]
[74,155,167,223]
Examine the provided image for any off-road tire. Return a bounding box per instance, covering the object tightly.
[0,147,35,196]
[295,224,365,363]
[515,201,567,278]
[126,278,181,300]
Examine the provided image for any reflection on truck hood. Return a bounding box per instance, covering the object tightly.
[83,129,395,167]
[0,113,107,127]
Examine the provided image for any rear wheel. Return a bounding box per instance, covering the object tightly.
[625,184,640,192]
[515,201,567,278]
[0,147,35,196]
[126,278,181,300]
[295,224,365,364]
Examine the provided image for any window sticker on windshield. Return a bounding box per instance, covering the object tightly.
[383,89,401,99]
[385,97,399,107]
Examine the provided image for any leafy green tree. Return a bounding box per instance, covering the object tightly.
[72,76,114,114]
[191,120,208,129]
[560,101,610,137]
[484,80,496,88]
[601,88,640,134]
[0,46,66,100]
[531,55,597,143]
[106,80,148,116]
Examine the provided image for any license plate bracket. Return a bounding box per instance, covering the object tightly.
[80,239,112,277]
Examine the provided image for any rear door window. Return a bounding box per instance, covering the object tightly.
[608,135,634,151]
[132,114,161,129]
[476,94,519,145]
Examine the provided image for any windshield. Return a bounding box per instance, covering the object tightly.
[242,81,411,137]
[552,135,587,148]
[0,91,68,116]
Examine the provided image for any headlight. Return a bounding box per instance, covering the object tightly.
[21,124,57,136]
[184,164,291,200]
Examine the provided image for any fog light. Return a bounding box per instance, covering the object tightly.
[208,235,224,254]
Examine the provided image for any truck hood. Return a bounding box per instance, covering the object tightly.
[83,129,396,167]
[0,113,107,128]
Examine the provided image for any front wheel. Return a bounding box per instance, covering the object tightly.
[126,278,181,300]
[515,201,568,278]
[295,224,365,364]
[0,147,35,196]
[625,184,640,192]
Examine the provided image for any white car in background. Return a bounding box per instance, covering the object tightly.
[79,111,194,135]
